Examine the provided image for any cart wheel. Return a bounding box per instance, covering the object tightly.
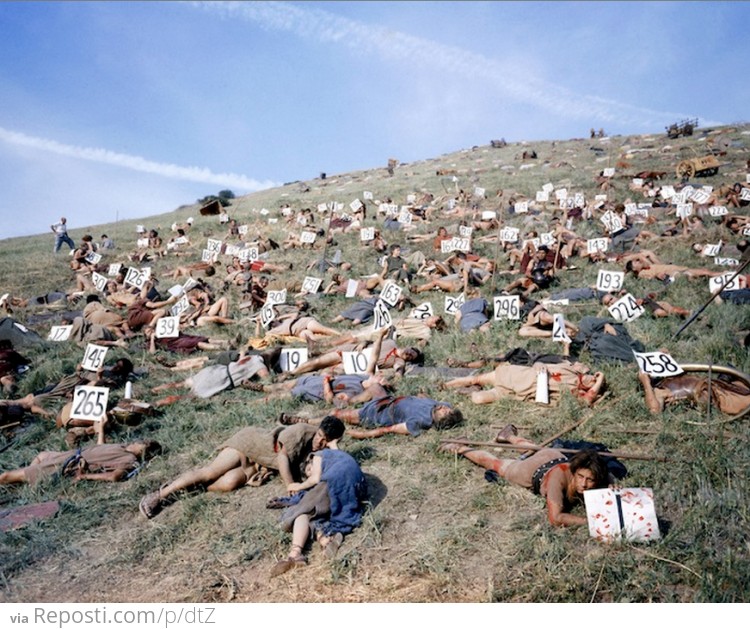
[676,161,695,179]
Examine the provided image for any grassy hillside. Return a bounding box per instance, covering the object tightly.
[1,123,750,603]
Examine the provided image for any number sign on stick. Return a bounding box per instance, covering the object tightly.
[91,272,108,292]
[301,277,322,294]
[372,300,393,331]
[124,267,149,289]
[633,351,683,377]
[280,348,309,372]
[155,316,180,339]
[410,302,434,320]
[379,281,402,307]
[345,279,359,298]
[300,231,317,244]
[360,227,375,242]
[71,385,109,422]
[587,238,609,255]
[552,313,571,343]
[170,295,190,317]
[107,263,122,276]
[607,294,645,323]
[709,273,742,293]
[266,290,287,306]
[444,293,465,315]
[48,325,73,342]
[81,344,109,372]
[493,295,520,320]
[342,348,374,375]
[260,303,276,328]
[597,269,624,292]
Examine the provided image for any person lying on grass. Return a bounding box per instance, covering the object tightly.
[439,425,611,527]
[138,416,345,519]
[268,447,367,577]
[638,369,750,416]
[443,360,605,407]
[0,416,161,485]
[280,381,463,439]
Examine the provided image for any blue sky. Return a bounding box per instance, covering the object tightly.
[1,1,748,239]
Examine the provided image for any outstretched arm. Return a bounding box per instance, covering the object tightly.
[347,423,411,439]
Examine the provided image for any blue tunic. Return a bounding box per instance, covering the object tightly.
[357,395,448,436]
[314,448,367,536]
[459,298,489,331]
[291,374,367,402]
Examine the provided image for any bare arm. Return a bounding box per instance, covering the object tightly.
[287,455,323,493]
[277,446,295,488]
[347,423,411,439]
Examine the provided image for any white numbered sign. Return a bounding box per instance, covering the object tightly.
[714,257,739,267]
[206,238,223,253]
[136,237,149,248]
[107,263,122,276]
[363,191,373,200]
[300,231,317,244]
[691,189,710,204]
[500,227,519,243]
[266,290,287,306]
[607,293,645,323]
[91,272,108,292]
[155,316,180,339]
[481,211,497,220]
[536,191,549,203]
[124,267,149,289]
[587,238,609,255]
[552,313,571,343]
[702,242,722,257]
[81,343,109,372]
[201,249,218,263]
[70,385,110,422]
[709,273,742,293]
[397,210,413,225]
[302,277,322,294]
[48,325,73,342]
[260,303,276,328]
[345,279,359,298]
[280,347,309,372]
[380,281,403,307]
[709,206,728,217]
[372,300,393,331]
[409,302,434,320]
[170,295,190,317]
[676,203,693,219]
[540,232,555,247]
[360,227,375,242]
[493,295,520,320]
[85,251,102,265]
[342,349,374,375]
[633,351,684,377]
[459,225,473,238]
[602,168,615,178]
[445,293,465,315]
[515,201,528,214]
[597,269,624,293]
[601,211,624,233]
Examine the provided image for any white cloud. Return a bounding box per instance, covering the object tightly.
[0,125,279,192]
[193,1,718,128]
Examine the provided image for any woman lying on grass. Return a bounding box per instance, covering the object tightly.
[439,425,611,527]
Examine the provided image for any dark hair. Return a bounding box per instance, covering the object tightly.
[82,234,93,242]
[113,358,134,376]
[569,450,609,489]
[86,294,101,304]
[405,347,424,366]
[135,439,163,459]
[319,416,345,441]
[389,243,402,253]
[432,406,464,430]
[204,266,216,277]
[625,260,635,274]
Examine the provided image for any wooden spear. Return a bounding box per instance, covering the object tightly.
[439,438,673,463]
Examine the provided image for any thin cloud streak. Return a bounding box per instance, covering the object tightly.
[196,1,719,128]
[0,126,279,192]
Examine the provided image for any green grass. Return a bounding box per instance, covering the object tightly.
[1,123,750,602]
